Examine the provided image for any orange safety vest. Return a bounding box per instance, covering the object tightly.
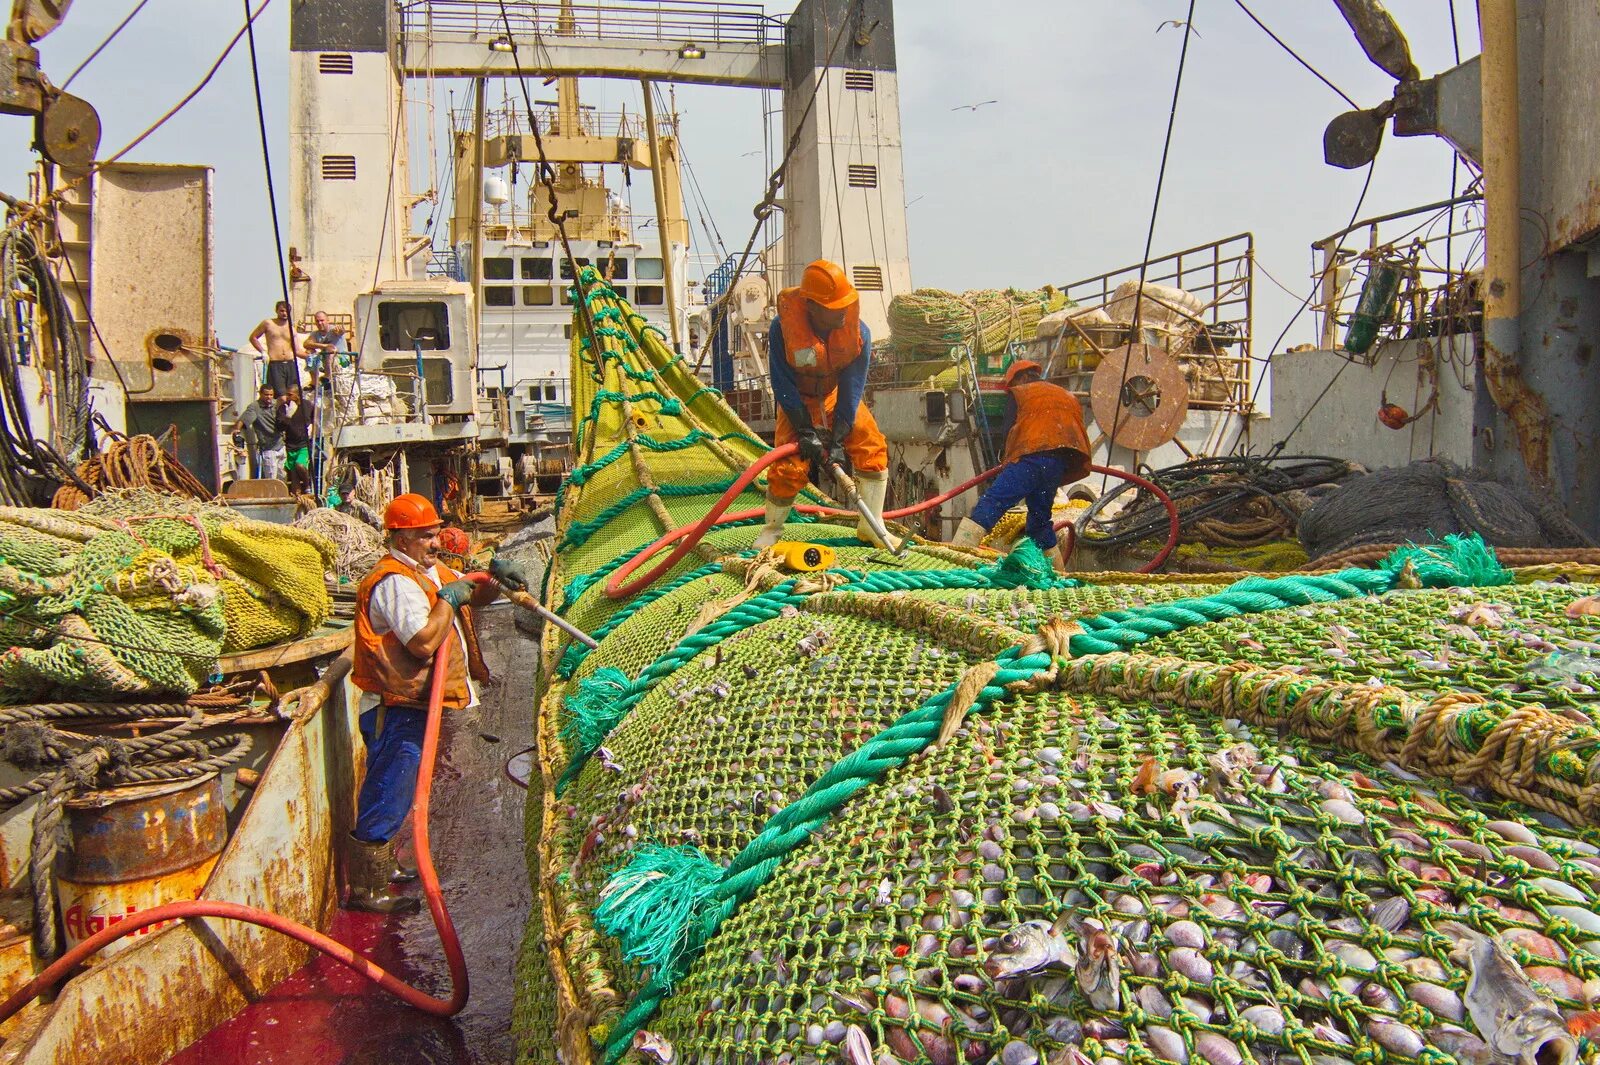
[776,287,863,399]
[1004,380,1092,483]
[353,555,486,710]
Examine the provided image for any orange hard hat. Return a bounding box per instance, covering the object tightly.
[798,260,858,310]
[1003,359,1043,389]
[384,493,443,530]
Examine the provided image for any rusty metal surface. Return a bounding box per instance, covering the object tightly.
[87,164,213,401]
[60,776,227,883]
[0,674,361,1065]
[1330,0,1418,82]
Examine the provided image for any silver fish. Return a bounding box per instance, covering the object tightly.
[984,916,1077,979]
[1442,923,1577,1065]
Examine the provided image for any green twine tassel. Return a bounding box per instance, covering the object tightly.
[982,538,1069,591]
[1379,532,1510,589]
[561,667,635,751]
[594,844,723,979]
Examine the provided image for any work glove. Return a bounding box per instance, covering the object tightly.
[436,579,476,609]
[830,420,852,448]
[796,428,828,465]
[489,556,532,593]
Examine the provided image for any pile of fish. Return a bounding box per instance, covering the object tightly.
[640,687,1600,1065]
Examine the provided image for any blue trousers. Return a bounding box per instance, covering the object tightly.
[971,452,1068,550]
[354,705,427,844]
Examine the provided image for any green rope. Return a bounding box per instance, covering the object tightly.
[556,540,1071,794]
[590,534,1516,1055]
[1066,535,1510,656]
[557,479,751,552]
[599,639,1056,1063]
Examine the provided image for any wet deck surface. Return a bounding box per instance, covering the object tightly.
[169,606,535,1065]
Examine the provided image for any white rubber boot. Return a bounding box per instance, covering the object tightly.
[951,517,987,549]
[853,470,899,550]
[752,493,794,549]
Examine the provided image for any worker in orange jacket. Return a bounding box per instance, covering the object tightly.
[952,360,1091,566]
[348,493,502,913]
[755,259,894,549]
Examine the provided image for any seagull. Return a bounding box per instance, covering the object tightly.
[950,99,997,112]
[1156,19,1200,36]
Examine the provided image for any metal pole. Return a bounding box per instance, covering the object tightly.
[1478,0,1550,487]
[640,79,684,352]
[470,77,488,346]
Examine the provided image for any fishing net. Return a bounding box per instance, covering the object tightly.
[1298,459,1592,561]
[888,288,1070,364]
[294,506,384,583]
[519,268,1600,1065]
[0,489,333,703]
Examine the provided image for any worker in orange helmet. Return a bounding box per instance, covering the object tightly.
[755,259,894,549]
[951,360,1091,568]
[346,493,502,912]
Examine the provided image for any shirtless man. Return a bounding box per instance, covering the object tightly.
[250,301,301,397]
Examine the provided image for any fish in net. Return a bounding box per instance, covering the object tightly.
[518,269,1600,1065]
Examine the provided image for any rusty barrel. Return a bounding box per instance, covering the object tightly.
[55,774,227,957]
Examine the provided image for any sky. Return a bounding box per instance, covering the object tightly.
[0,0,1479,360]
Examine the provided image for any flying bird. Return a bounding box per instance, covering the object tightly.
[950,99,998,112]
[1156,19,1200,36]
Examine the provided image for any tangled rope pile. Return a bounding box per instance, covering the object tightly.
[1077,455,1360,552]
[52,433,215,510]
[293,506,384,582]
[887,287,1068,360]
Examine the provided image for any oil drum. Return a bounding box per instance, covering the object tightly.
[55,774,227,957]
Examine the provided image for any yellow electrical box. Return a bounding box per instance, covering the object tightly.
[770,541,835,572]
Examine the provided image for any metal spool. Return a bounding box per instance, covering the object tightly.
[1090,342,1190,451]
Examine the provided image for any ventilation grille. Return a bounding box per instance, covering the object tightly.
[852,265,884,291]
[320,155,357,181]
[319,53,354,74]
[843,70,874,91]
[847,164,878,189]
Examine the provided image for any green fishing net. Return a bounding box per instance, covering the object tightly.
[517,269,1600,1065]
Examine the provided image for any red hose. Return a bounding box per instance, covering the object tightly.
[603,446,1178,599]
[1054,464,1182,573]
[0,641,469,1025]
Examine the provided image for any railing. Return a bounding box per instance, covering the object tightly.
[401,0,781,45]
[1057,232,1255,413]
[451,105,674,143]
[1311,194,1484,358]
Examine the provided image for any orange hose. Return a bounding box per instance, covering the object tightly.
[603,446,1179,599]
[0,641,469,1024]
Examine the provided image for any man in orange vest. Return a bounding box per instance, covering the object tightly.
[347,493,501,913]
[754,259,895,550]
[952,360,1091,567]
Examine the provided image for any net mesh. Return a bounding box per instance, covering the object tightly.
[518,269,1600,1065]
[0,489,333,702]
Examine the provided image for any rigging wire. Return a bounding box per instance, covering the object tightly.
[61,0,152,90]
[1227,161,1377,455]
[93,0,274,175]
[494,1,602,358]
[1231,0,1359,109]
[241,0,292,317]
[692,12,855,373]
[1101,0,1198,486]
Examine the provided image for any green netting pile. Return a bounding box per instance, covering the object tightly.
[0,489,334,702]
[518,268,1600,1065]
